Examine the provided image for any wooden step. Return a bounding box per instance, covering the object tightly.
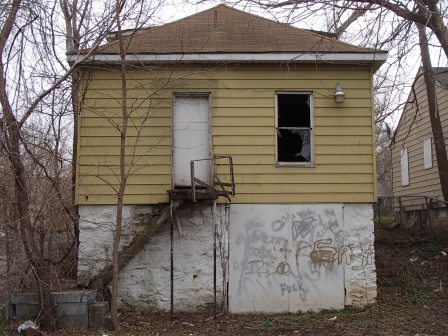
[168,188,219,201]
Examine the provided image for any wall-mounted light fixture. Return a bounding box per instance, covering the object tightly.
[334,83,345,103]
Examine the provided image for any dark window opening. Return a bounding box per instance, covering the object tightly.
[277,93,312,163]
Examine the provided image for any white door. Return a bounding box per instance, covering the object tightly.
[173,95,210,187]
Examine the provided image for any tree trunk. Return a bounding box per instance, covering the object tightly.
[36,260,57,330]
[418,24,448,204]
[0,0,56,330]
[111,0,128,330]
[71,68,80,261]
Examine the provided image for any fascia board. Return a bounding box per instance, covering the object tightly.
[67,52,387,69]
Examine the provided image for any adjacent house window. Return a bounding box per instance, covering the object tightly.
[400,148,409,186]
[276,92,313,164]
[423,138,433,169]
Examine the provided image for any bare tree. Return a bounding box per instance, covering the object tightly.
[0,0,117,329]
[250,1,448,57]
[110,0,128,328]
[70,0,164,328]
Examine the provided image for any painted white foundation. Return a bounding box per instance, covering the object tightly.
[228,203,376,312]
[229,204,344,312]
[78,203,375,312]
[78,204,227,310]
[343,204,376,307]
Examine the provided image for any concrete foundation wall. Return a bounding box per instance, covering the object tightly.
[228,204,375,313]
[78,203,227,311]
[78,203,375,312]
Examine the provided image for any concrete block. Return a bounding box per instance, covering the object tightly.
[53,290,97,304]
[9,290,97,326]
[56,302,88,316]
[12,293,55,319]
[14,303,40,318]
[58,314,88,329]
[89,301,111,329]
[10,293,39,304]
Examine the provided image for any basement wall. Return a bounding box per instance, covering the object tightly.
[78,203,227,311]
[78,203,375,312]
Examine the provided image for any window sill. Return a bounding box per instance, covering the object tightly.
[276,162,315,168]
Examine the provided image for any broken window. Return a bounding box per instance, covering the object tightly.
[276,93,312,163]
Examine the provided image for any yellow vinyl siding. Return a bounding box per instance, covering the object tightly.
[79,163,373,175]
[76,64,375,205]
[79,139,170,150]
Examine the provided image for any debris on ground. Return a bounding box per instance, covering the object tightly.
[7,228,448,336]
[17,320,42,335]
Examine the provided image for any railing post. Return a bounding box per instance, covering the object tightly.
[229,156,235,195]
[378,197,382,227]
[190,161,196,202]
[170,200,174,320]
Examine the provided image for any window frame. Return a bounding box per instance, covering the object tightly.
[423,138,433,169]
[275,91,314,167]
[400,147,410,186]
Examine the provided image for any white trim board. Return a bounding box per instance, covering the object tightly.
[67,52,387,69]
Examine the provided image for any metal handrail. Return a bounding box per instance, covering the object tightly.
[190,155,235,202]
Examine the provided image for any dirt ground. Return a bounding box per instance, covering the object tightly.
[6,224,448,335]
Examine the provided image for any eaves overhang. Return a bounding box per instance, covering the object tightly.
[67,52,388,72]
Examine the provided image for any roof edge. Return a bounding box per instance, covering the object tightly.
[68,52,387,71]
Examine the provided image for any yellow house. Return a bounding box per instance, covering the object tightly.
[69,5,386,313]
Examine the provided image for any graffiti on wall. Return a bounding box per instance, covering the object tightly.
[232,207,374,303]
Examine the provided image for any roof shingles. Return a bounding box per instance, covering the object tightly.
[98,5,381,55]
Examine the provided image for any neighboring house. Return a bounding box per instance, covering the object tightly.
[68,5,386,313]
[391,68,448,221]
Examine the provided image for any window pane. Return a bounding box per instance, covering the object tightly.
[277,128,311,162]
[278,94,310,127]
[423,138,432,169]
[400,148,409,186]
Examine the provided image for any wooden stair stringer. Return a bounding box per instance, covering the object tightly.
[88,206,171,289]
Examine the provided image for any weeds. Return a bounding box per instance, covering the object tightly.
[279,315,305,324]
[261,319,273,329]
[378,278,402,287]
[0,315,6,335]
[407,279,431,304]
[241,321,258,330]
[374,215,396,226]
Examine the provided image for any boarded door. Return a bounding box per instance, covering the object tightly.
[173,95,211,186]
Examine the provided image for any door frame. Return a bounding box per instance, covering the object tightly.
[171,92,212,188]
